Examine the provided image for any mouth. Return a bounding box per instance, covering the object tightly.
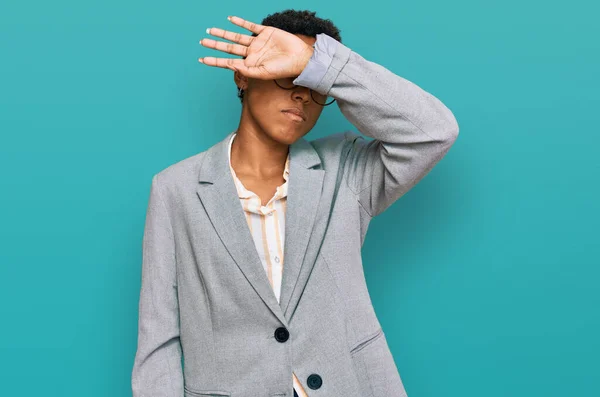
[281,108,306,122]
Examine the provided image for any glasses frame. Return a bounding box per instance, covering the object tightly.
[273,79,336,106]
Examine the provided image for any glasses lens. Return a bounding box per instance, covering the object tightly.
[274,78,296,89]
[274,79,336,106]
[311,90,336,106]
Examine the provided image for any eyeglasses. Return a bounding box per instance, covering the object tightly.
[274,78,336,106]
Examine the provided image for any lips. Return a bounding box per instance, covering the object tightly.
[281,108,306,121]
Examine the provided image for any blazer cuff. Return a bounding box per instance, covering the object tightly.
[292,33,351,96]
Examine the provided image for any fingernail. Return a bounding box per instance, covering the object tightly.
[198,58,204,64]
[227,16,231,21]
[206,28,211,34]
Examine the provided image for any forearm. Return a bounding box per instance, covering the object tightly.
[294,34,460,216]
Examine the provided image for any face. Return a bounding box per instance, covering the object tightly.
[234,34,326,145]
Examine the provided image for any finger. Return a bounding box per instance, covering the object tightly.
[227,15,266,35]
[199,56,248,72]
[200,38,248,57]
[198,56,265,79]
[206,27,254,47]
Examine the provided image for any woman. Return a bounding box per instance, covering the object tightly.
[132,9,459,397]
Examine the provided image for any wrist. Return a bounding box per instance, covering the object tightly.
[296,44,315,75]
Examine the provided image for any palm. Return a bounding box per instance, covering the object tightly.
[244,28,310,79]
[199,16,313,80]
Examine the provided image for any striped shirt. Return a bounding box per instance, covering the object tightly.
[227,132,309,397]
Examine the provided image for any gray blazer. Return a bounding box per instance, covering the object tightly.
[132,33,459,397]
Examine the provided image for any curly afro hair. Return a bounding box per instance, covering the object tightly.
[257,9,342,42]
[237,9,342,103]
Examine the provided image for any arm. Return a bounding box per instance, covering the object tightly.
[294,34,459,217]
[132,174,183,396]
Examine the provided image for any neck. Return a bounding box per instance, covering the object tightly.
[231,110,289,179]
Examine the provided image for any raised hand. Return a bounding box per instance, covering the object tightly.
[198,16,314,80]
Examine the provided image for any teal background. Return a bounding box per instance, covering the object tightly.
[1,0,598,396]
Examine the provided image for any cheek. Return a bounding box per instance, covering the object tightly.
[252,89,285,111]
[309,109,324,124]
[247,93,280,119]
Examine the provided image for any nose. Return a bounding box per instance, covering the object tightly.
[292,86,311,103]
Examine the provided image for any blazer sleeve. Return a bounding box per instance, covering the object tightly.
[294,33,460,217]
[132,173,184,396]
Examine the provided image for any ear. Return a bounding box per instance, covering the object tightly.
[233,70,248,90]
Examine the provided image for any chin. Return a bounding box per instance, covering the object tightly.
[270,128,306,145]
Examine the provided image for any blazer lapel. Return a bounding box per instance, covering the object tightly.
[196,131,326,326]
[278,143,325,320]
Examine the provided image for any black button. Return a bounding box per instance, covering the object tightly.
[274,327,289,342]
[307,374,322,389]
